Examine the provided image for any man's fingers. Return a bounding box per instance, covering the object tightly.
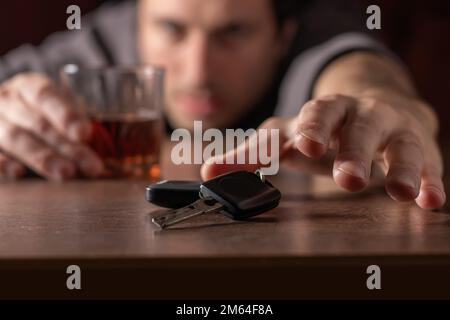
[0,90,103,178]
[201,117,288,181]
[200,130,271,181]
[415,141,446,209]
[0,152,26,179]
[295,94,354,158]
[332,103,388,192]
[383,133,424,201]
[0,115,76,181]
[415,166,446,209]
[7,73,91,142]
[200,151,261,181]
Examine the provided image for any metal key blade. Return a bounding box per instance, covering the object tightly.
[151,198,223,229]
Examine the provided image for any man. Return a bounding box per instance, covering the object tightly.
[0,0,446,210]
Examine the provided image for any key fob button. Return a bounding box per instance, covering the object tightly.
[219,176,265,198]
[201,171,281,219]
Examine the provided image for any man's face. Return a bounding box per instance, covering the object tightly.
[138,0,288,130]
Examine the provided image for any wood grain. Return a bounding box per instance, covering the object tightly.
[0,143,449,299]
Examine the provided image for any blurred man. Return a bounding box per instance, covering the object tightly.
[0,0,446,209]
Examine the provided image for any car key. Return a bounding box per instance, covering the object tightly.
[146,180,201,208]
[151,170,281,229]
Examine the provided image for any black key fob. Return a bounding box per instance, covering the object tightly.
[146,180,201,208]
[200,170,281,220]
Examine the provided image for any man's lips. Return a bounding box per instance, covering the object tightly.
[177,95,221,117]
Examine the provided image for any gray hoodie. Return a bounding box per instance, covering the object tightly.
[0,0,393,123]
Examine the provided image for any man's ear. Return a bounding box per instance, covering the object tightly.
[279,19,298,55]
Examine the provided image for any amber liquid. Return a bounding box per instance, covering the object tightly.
[88,114,162,180]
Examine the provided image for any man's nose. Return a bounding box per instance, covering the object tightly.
[181,33,213,88]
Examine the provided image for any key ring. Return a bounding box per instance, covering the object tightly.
[254,169,265,183]
[199,190,206,200]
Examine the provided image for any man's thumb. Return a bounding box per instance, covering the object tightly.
[200,154,261,181]
[200,117,293,181]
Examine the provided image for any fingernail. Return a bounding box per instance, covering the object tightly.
[336,161,366,179]
[396,176,419,193]
[298,130,326,146]
[49,159,75,180]
[417,186,446,210]
[68,120,92,142]
[427,185,446,204]
[80,155,104,177]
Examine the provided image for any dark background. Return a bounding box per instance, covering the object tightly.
[0,0,449,137]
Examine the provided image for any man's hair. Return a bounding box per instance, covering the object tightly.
[270,0,308,26]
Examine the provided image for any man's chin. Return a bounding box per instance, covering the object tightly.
[168,111,229,131]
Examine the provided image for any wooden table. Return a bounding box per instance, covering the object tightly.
[0,142,449,299]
